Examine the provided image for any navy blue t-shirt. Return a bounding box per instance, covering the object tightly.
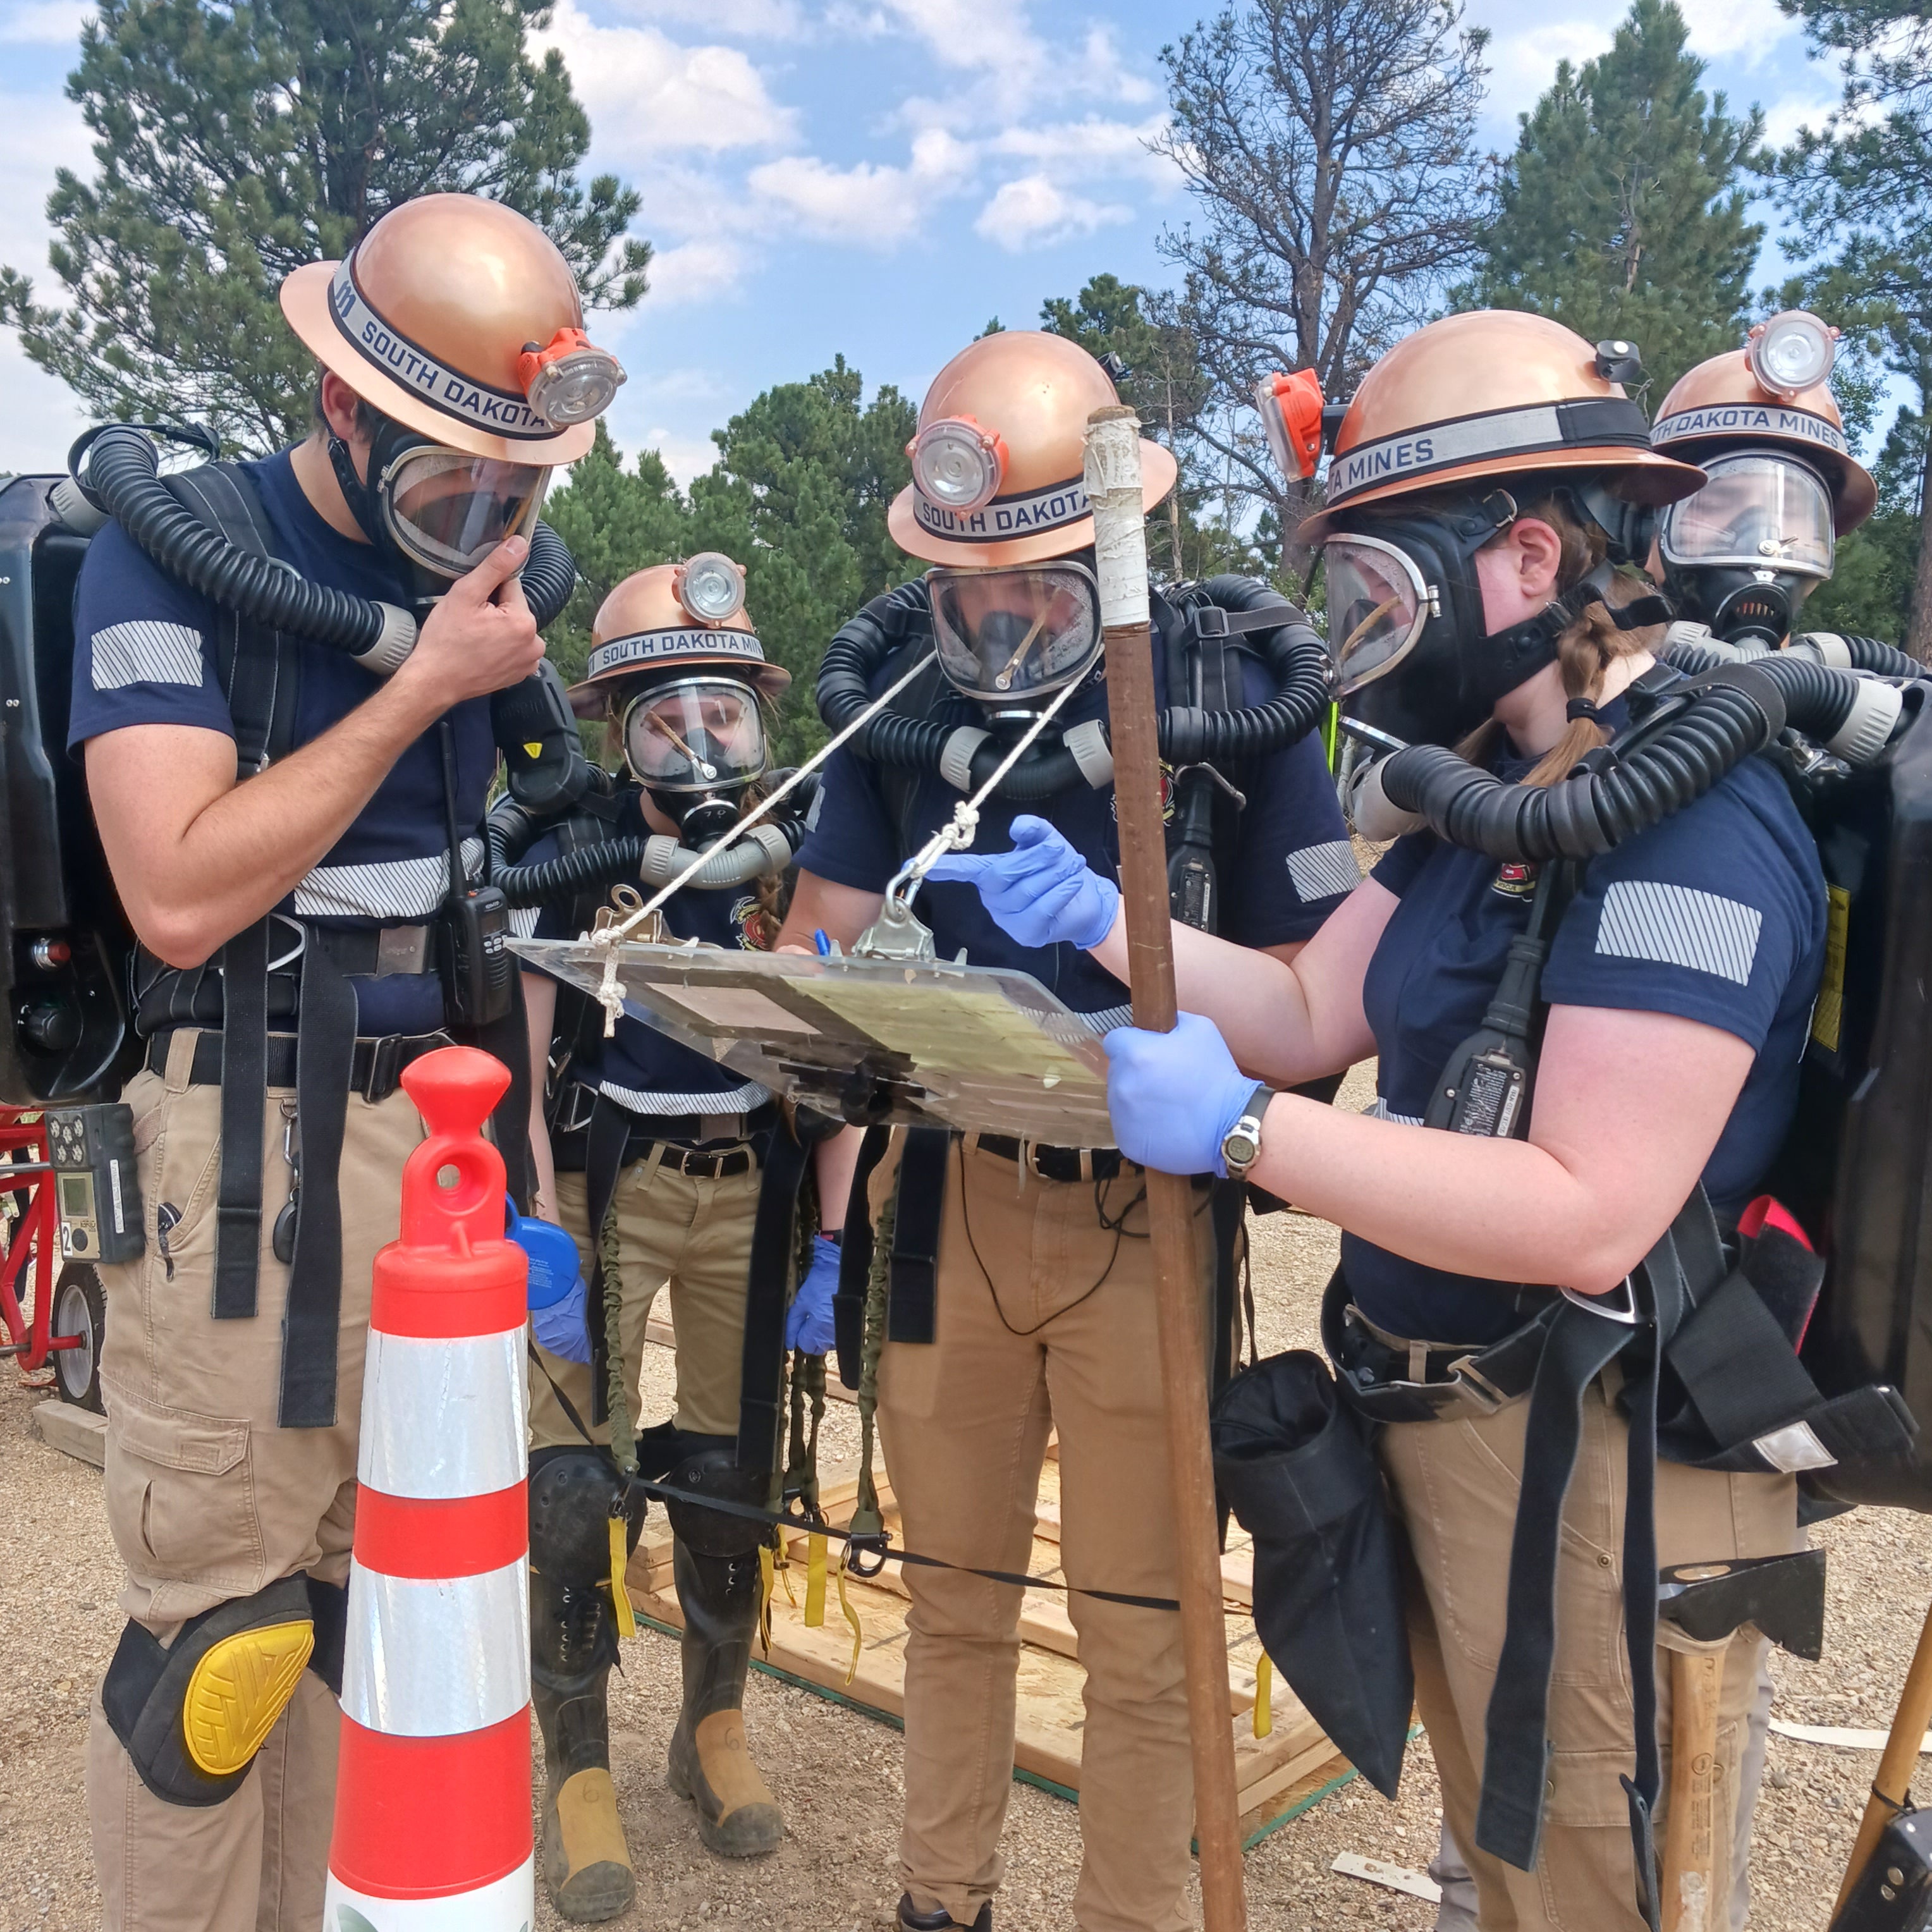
[798,584,1357,1028]
[523,802,773,1119]
[68,450,496,1032]
[1346,707,1828,1346]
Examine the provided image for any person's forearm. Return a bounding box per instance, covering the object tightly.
[1086,908,1326,1085]
[813,1125,864,1233]
[1245,1097,1644,1295]
[116,673,449,963]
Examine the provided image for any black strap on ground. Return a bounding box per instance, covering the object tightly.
[529,1344,1182,1614]
[888,1127,950,1343]
[738,1124,809,1478]
[279,936,357,1428]
[212,917,269,1321]
[834,1125,892,1386]
[584,1094,630,1428]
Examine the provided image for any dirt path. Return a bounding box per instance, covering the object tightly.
[1,1077,1915,1928]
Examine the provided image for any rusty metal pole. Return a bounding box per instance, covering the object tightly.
[1083,403,1248,1932]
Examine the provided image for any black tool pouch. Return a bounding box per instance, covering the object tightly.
[1210,1348,1414,1799]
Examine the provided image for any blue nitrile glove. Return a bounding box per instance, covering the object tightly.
[787,1232,841,1355]
[532,1275,594,1364]
[924,814,1120,951]
[1103,1013,1257,1178]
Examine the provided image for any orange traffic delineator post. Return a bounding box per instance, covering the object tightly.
[324,1047,535,1931]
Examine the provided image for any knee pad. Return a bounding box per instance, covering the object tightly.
[530,1446,645,1589]
[306,1575,348,1699]
[665,1437,768,1558]
[101,1575,315,1807]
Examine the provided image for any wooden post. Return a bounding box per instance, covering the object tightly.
[1083,403,1248,1932]
[1835,1593,1932,1913]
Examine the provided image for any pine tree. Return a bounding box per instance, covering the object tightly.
[1461,0,1764,402]
[0,0,651,454]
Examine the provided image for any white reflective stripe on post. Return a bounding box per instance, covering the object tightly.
[324,1853,535,1931]
[356,1328,529,1500]
[343,1557,532,1737]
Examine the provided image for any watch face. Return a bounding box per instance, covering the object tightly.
[1225,1128,1260,1168]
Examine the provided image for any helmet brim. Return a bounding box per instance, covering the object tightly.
[888,439,1179,567]
[565,657,792,719]
[281,262,596,466]
[1297,446,1707,547]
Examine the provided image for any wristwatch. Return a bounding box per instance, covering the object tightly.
[1220,1084,1274,1178]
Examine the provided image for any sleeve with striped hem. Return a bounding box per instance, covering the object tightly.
[1226,728,1358,946]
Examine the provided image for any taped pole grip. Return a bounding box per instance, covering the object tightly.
[1083,404,1249,1932]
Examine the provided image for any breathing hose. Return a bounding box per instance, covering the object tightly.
[1795,633,1929,680]
[816,577,1331,798]
[83,424,578,674]
[1373,651,1903,864]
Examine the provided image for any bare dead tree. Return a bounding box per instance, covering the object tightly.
[1154,0,1493,558]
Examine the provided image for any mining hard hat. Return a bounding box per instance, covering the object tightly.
[888,330,1178,568]
[565,559,790,718]
[1652,317,1876,534]
[1299,310,1705,546]
[280,194,626,466]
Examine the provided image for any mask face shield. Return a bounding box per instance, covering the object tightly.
[1322,533,1436,696]
[927,562,1103,704]
[377,446,549,579]
[1659,455,1834,581]
[621,679,768,796]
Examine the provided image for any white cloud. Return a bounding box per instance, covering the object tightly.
[645,425,726,484]
[747,127,972,247]
[1761,85,1843,150]
[1484,20,1613,118]
[874,0,1041,74]
[1677,0,1799,64]
[1077,24,1158,106]
[973,173,1132,250]
[604,0,807,39]
[988,113,1177,188]
[536,1,796,161]
[646,237,752,305]
[0,0,88,42]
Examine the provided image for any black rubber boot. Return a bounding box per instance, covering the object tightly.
[529,1448,645,1924]
[664,1537,785,1856]
[898,1895,993,1931]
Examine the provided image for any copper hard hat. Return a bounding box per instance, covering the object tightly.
[1298,310,1707,546]
[281,194,623,465]
[887,330,1178,568]
[1652,339,1877,535]
[565,561,790,718]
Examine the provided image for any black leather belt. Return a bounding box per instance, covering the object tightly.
[975,1135,1126,1183]
[315,922,440,976]
[633,1141,757,1180]
[147,1027,453,1104]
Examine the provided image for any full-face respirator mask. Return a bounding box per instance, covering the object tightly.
[1658,451,1835,647]
[1328,486,1668,749]
[329,413,549,607]
[620,676,769,847]
[926,558,1104,720]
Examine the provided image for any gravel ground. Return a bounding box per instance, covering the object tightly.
[2,1067,1922,1931]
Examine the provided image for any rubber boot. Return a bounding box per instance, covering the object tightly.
[664,1538,785,1856]
[531,1566,636,1923]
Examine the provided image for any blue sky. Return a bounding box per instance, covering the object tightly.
[0,0,1867,480]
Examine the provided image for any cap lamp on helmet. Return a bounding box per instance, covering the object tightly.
[909,417,1009,515]
[675,553,748,627]
[1254,369,1325,480]
[517,327,627,427]
[1747,312,1839,402]
[927,561,1104,704]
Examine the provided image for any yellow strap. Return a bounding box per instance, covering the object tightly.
[777,1540,799,1609]
[757,1544,776,1656]
[804,1532,828,1629]
[834,1544,863,1686]
[608,1517,637,1641]
[1253,1651,1273,1740]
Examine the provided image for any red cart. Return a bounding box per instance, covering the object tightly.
[0,1106,105,1410]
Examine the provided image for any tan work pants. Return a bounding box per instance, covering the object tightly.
[528,1158,760,1447]
[85,1034,425,1932]
[877,1138,1221,1932]
[1381,1376,1800,1931]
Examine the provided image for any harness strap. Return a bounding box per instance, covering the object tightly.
[834,1125,893,1387]
[737,1124,809,1478]
[212,918,269,1321]
[279,938,357,1428]
[887,1127,951,1343]
[584,1093,630,1429]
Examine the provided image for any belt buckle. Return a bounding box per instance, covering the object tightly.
[1446,1354,1508,1415]
[364,1034,403,1102]
[375,924,426,976]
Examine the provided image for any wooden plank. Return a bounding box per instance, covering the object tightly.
[30,1400,105,1469]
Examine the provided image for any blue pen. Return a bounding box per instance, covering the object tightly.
[813,928,832,956]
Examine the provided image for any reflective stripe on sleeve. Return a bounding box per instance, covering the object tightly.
[356,1328,529,1500]
[342,1556,531,1736]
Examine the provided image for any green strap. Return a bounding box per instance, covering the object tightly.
[601,1192,635,1476]
[851,1187,895,1543]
